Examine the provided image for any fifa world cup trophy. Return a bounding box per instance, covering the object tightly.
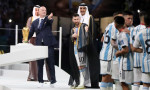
[22,27,29,43]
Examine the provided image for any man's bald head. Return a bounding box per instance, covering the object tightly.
[39,6,47,18]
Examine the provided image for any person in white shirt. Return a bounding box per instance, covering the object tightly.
[111,11,123,90]
[115,16,133,90]
[130,11,146,90]
[100,11,123,90]
[132,13,150,90]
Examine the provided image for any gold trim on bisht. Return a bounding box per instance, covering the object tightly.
[22,27,29,43]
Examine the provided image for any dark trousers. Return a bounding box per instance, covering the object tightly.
[37,42,56,84]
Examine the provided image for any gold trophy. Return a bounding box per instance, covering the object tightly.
[0,50,4,54]
[22,27,29,43]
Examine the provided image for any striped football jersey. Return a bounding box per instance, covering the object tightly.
[134,28,150,73]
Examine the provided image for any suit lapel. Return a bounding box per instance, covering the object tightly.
[37,16,47,30]
[37,19,40,29]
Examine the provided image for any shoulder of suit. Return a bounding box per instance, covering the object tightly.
[32,18,39,23]
[44,16,49,20]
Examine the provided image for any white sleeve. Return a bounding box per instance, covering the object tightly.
[121,33,128,48]
[133,33,140,48]
[130,28,134,44]
[111,28,117,40]
[103,30,105,36]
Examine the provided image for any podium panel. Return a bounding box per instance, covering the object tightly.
[0,43,48,66]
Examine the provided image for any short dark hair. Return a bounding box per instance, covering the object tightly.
[123,11,133,16]
[113,11,123,17]
[114,16,125,25]
[114,16,125,29]
[72,13,79,17]
[144,13,150,27]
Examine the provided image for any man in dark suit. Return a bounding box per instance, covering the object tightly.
[28,6,57,87]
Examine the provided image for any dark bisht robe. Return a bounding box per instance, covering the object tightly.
[68,19,100,88]
[68,31,79,86]
[87,15,100,88]
[68,23,90,86]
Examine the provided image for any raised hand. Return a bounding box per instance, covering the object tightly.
[48,13,53,20]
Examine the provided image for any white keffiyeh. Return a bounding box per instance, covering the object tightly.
[32,6,40,21]
[77,6,90,25]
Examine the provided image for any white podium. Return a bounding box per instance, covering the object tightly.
[0,43,48,66]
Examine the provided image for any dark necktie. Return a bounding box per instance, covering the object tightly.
[39,19,44,29]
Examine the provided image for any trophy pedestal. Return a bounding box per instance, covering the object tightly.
[10,43,33,53]
[0,43,48,66]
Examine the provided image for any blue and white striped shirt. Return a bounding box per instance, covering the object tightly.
[100,23,115,61]
[130,25,146,67]
[134,28,150,73]
[74,28,78,55]
[117,32,133,70]
[111,23,120,62]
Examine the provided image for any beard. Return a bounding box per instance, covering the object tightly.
[75,22,80,26]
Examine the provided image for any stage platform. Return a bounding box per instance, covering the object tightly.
[0,64,99,90]
[0,63,147,90]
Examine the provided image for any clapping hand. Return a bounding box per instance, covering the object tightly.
[72,33,78,38]
[115,51,120,57]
